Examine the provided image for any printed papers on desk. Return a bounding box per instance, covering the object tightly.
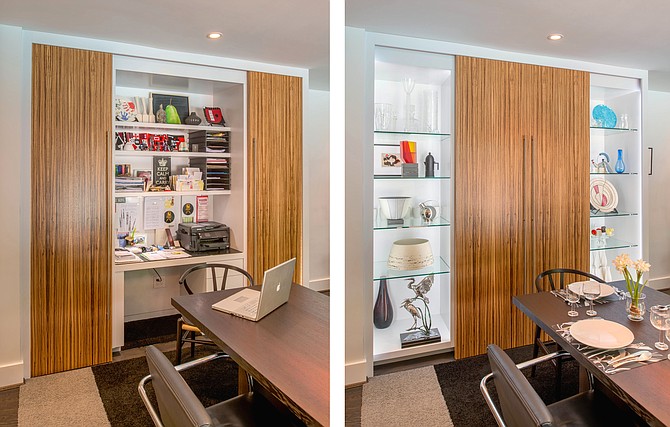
[139,249,192,261]
[114,248,142,264]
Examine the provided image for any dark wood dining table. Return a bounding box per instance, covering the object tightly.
[514,281,670,427]
[172,284,329,427]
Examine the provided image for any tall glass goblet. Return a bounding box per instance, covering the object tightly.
[402,77,416,131]
[566,284,581,317]
[582,281,601,317]
[650,305,670,350]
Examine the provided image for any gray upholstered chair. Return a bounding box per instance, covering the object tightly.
[176,263,254,364]
[481,344,635,427]
[139,345,289,427]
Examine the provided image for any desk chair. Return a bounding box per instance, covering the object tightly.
[481,344,634,427]
[176,263,254,364]
[139,345,289,427]
[532,268,606,395]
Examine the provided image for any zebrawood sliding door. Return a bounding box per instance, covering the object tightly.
[247,72,303,283]
[455,56,589,358]
[31,44,112,376]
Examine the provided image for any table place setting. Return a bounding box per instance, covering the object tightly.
[553,314,669,375]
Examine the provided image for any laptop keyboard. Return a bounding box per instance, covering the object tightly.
[240,300,258,316]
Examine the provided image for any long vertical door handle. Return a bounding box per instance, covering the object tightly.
[253,137,258,277]
[522,135,527,292]
[530,136,536,294]
[648,147,654,176]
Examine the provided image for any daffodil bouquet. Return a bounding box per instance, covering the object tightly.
[613,253,650,303]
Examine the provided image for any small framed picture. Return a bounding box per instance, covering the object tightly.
[135,170,153,191]
[151,93,190,123]
[374,146,403,176]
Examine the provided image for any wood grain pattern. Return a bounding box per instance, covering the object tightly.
[454,56,589,358]
[31,44,112,376]
[172,285,329,426]
[247,72,303,283]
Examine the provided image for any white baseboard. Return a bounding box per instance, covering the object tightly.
[345,359,368,386]
[0,361,24,388]
[308,277,330,292]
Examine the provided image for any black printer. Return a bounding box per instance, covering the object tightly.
[178,222,230,252]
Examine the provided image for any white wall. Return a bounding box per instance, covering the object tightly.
[345,27,373,385]
[307,90,330,291]
[0,24,25,387]
[645,90,670,289]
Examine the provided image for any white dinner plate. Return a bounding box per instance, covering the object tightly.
[569,319,634,349]
[568,281,615,298]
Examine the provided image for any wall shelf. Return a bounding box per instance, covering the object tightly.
[114,122,231,133]
[374,216,450,230]
[114,151,229,159]
[590,237,638,251]
[373,256,450,281]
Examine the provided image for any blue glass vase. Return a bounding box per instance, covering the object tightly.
[615,149,625,174]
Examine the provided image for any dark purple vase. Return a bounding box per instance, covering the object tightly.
[373,277,393,329]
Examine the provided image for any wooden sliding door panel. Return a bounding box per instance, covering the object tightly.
[531,68,590,280]
[247,72,303,284]
[455,57,525,358]
[31,44,112,376]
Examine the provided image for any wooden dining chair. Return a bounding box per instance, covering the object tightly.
[481,344,636,427]
[176,263,254,365]
[532,268,606,395]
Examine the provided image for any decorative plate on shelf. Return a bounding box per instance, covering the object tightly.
[592,104,617,128]
[115,97,138,122]
[589,178,618,213]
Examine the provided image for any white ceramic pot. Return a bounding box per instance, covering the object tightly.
[379,196,411,220]
[387,238,434,270]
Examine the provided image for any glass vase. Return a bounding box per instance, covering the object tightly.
[625,292,646,321]
[373,277,393,329]
[615,149,626,174]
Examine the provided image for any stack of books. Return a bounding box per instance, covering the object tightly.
[115,176,146,193]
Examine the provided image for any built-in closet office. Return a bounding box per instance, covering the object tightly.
[30,43,304,375]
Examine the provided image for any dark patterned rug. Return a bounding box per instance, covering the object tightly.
[92,347,237,427]
[434,345,579,426]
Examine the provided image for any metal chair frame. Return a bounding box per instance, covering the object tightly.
[138,351,255,427]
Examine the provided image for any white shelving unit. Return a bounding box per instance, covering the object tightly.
[589,74,643,280]
[372,47,454,362]
[110,55,248,349]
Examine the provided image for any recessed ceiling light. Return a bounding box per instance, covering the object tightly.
[207,32,223,40]
[547,33,564,41]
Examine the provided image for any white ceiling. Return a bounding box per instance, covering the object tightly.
[346,0,670,91]
[0,0,330,90]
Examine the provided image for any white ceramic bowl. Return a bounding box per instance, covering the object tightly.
[387,238,434,270]
[379,197,411,220]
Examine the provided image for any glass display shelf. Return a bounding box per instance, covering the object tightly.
[590,211,638,218]
[590,172,638,176]
[373,256,450,281]
[374,175,451,180]
[590,126,638,135]
[374,216,450,230]
[590,237,638,251]
[374,130,450,137]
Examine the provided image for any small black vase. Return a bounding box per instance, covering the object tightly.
[373,277,393,329]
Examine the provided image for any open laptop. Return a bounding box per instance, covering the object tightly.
[211,258,296,321]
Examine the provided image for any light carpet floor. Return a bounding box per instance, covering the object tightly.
[361,366,454,427]
[18,367,110,426]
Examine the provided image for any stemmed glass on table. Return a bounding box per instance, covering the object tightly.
[566,284,581,317]
[650,305,670,351]
[582,281,602,317]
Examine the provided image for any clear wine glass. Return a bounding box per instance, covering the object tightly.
[566,284,581,317]
[402,77,416,131]
[582,281,601,316]
[650,305,670,350]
